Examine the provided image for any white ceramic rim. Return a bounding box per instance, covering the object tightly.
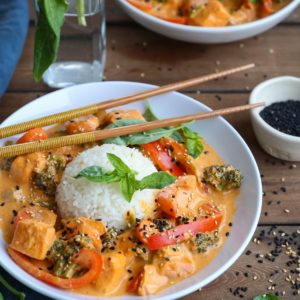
[118,0,300,33]
[249,76,300,143]
[0,81,262,300]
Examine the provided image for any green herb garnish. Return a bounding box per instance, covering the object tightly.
[0,274,26,300]
[253,293,280,300]
[75,153,176,201]
[33,0,68,81]
[103,119,187,146]
[143,100,204,158]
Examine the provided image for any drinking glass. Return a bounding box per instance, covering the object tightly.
[35,0,106,88]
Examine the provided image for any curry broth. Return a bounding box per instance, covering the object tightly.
[0,141,238,296]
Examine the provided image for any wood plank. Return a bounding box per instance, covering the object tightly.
[7,23,300,92]
[182,225,300,299]
[1,92,299,225]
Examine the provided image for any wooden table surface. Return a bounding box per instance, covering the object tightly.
[1,1,300,299]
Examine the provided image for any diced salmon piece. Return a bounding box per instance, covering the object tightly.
[10,152,47,184]
[10,219,56,260]
[153,244,195,280]
[14,206,57,231]
[105,109,145,124]
[62,217,106,250]
[96,252,128,295]
[188,0,230,27]
[229,2,257,25]
[157,175,202,218]
[137,265,169,296]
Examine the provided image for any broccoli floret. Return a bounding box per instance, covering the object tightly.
[33,154,67,196]
[203,164,242,191]
[192,231,219,253]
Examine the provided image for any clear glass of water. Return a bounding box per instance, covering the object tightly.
[35,0,106,88]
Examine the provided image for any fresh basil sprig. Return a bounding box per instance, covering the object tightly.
[33,0,68,81]
[103,119,186,146]
[75,153,176,201]
[143,100,204,158]
[0,274,25,300]
[253,293,280,300]
[181,127,204,158]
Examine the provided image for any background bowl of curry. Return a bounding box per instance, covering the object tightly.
[0,82,262,299]
[116,0,300,44]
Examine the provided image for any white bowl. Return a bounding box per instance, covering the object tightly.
[116,0,300,44]
[250,76,300,161]
[0,82,262,300]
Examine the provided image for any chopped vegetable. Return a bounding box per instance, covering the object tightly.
[203,164,243,191]
[8,247,103,289]
[141,140,185,176]
[137,204,222,250]
[191,231,219,253]
[33,153,67,196]
[16,128,47,144]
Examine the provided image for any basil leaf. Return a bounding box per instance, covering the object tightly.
[75,166,120,183]
[181,127,204,158]
[103,119,185,146]
[170,130,184,143]
[33,0,68,81]
[107,153,132,175]
[103,119,145,145]
[253,293,280,300]
[138,171,176,190]
[120,175,137,202]
[0,274,25,300]
[143,100,159,121]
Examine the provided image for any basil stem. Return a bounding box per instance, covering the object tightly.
[0,274,26,300]
[77,0,87,26]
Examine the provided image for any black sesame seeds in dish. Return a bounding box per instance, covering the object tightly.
[260,100,300,137]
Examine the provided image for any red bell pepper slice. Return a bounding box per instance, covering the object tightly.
[141,140,185,176]
[8,247,103,289]
[138,204,222,250]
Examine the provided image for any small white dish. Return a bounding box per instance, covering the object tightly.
[0,82,262,300]
[249,76,300,161]
[116,0,300,44]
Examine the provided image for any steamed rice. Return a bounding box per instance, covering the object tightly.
[55,144,158,229]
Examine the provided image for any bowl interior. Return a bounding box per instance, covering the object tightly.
[0,82,262,300]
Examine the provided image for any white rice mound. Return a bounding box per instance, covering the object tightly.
[56,144,158,229]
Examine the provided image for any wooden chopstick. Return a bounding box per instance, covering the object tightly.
[0,63,255,139]
[0,102,264,158]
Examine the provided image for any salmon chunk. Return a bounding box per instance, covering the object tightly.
[10,152,47,185]
[188,0,230,27]
[157,175,203,218]
[62,217,106,250]
[10,219,56,260]
[105,109,145,124]
[153,244,195,280]
[96,252,128,295]
[137,265,169,296]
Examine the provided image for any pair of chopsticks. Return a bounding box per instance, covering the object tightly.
[0,63,263,158]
